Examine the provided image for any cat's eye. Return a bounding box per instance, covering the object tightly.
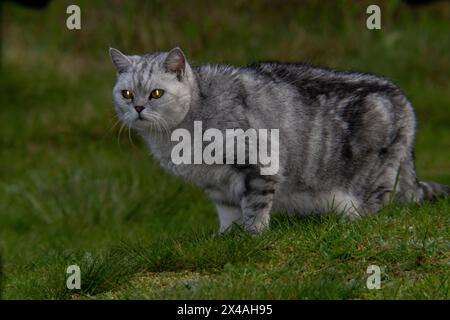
[121,90,133,100]
[150,89,164,99]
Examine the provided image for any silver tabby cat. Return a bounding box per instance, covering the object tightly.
[109,47,449,234]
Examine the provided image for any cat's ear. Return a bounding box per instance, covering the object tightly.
[109,48,132,73]
[164,47,186,80]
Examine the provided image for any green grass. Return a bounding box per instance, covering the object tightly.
[1,0,449,299]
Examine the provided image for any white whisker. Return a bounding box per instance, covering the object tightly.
[148,111,171,136]
[149,111,170,136]
[117,122,126,147]
[109,117,122,134]
[127,122,136,147]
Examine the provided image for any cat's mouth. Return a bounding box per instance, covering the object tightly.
[131,113,149,123]
[130,114,168,133]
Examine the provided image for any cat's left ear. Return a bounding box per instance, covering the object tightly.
[164,47,186,81]
[109,47,132,73]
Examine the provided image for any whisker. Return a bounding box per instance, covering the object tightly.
[148,120,153,136]
[109,117,122,134]
[100,115,122,141]
[149,115,162,135]
[117,122,126,147]
[148,111,171,137]
[127,123,136,147]
[159,117,171,137]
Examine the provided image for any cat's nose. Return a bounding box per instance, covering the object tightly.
[134,105,145,113]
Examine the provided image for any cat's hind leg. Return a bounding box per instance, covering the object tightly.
[325,190,362,220]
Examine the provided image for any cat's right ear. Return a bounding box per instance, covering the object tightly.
[109,48,132,73]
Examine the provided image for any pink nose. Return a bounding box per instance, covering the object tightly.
[134,105,145,113]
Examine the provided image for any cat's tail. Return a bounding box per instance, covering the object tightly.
[418,181,450,201]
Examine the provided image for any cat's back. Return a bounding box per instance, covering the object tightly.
[195,61,400,99]
[191,61,411,134]
[246,61,399,97]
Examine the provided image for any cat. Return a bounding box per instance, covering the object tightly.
[109,47,449,234]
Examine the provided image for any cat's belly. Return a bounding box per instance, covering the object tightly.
[273,189,360,216]
[165,159,361,216]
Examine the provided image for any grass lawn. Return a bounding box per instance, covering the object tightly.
[0,0,449,299]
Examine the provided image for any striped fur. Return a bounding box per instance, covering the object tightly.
[110,48,449,234]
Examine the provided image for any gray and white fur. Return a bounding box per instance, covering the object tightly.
[109,47,449,234]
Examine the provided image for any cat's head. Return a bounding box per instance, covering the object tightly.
[109,47,195,132]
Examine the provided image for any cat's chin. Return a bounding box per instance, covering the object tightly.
[131,118,166,134]
[131,118,151,130]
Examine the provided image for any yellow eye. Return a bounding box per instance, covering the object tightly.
[121,90,133,99]
[150,89,164,99]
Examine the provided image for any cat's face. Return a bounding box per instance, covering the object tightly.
[109,47,193,133]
